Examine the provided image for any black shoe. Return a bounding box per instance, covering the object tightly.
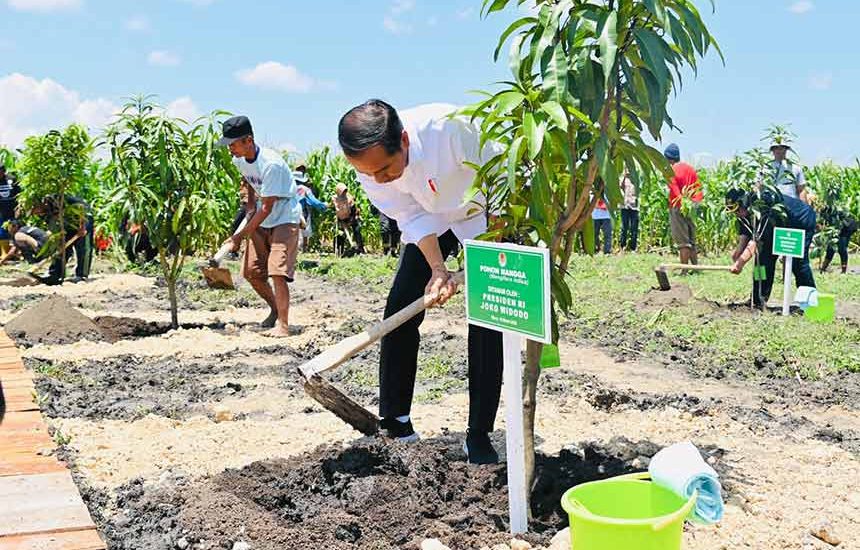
[463,430,499,465]
[379,417,419,443]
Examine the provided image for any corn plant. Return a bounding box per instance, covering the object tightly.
[299,146,381,252]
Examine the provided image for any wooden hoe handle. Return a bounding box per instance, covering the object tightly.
[299,270,465,379]
[658,263,733,272]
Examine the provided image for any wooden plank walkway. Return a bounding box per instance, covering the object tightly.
[0,331,106,550]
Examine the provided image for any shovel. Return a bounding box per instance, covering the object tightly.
[299,271,465,436]
[0,234,83,286]
[654,262,733,291]
[202,218,248,290]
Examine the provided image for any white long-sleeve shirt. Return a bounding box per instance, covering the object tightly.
[357,103,502,244]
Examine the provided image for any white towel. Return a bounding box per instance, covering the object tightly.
[648,441,724,525]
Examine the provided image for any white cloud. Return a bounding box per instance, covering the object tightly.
[235,61,323,93]
[391,0,414,14]
[165,97,201,122]
[383,16,412,35]
[0,73,119,148]
[809,73,833,91]
[124,15,151,32]
[6,0,80,12]
[788,1,813,14]
[278,142,298,154]
[148,50,181,67]
[457,7,475,19]
[384,0,415,35]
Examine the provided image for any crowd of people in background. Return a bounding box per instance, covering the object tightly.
[0,130,854,299]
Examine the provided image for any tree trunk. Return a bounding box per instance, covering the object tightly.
[523,338,544,513]
[168,276,179,329]
[58,191,67,281]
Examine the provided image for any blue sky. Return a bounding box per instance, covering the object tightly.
[0,0,857,166]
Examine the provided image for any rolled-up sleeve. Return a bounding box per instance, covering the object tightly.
[361,181,447,244]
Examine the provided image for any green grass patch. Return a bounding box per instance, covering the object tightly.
[564,253,860,376]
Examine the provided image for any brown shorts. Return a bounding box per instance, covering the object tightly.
[669,207,697,249]
[243,223,300,282]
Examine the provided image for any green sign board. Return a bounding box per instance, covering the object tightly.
[464,240,551,343]
[773,227,805,258]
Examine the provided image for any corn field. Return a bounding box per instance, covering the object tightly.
[3,131,859,259]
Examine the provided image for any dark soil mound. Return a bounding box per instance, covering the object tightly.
[93,316,171,341]
[4,295,106,346]
[94,436,691,550]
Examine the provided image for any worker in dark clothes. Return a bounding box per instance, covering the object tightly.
[819,205,858,275]
[0,164,20,257]
[0,219,48,264]
[33,195,95,284]
[726,188,816,308]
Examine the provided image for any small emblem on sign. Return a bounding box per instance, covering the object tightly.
[498,252,507,268]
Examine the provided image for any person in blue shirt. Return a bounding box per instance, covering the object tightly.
[726,188,816,308]
[293,165,327,250]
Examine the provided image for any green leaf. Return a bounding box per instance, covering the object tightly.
[523,112,546,160]
[494,16,537,61]
[643,0,667,26]
[541,101,568,131]
[495,90,525,115]
[482,0,511,17]
[598,11,618,88]
[507,135,525,191]
[634,28,671,94]
[582,216,595,255]
[542,43,569,105]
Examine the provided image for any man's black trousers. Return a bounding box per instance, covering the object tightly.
[379,230,503,433]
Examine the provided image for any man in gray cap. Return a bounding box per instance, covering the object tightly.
[765,141,808,203]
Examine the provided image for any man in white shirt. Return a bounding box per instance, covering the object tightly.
[765,142,808,203]
[219,116,303,337]
[338,99,503,464]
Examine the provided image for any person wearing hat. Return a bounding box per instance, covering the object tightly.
[725,188,816,308]
[338,99,504,464]
[219,115,302,337]
[293,165,327,250]
[331,182,365,256]
[664,143,703,266]
[0,164,21,257]
[765,142,808,203]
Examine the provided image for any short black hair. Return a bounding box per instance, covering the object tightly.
[338,99,404,157]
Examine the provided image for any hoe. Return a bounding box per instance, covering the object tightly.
[298,272,465,435]
[654,262,733,291]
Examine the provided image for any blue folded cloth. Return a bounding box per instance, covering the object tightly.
[648,441,724,525]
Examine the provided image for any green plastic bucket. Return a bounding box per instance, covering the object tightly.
[804,293,835,323]
[561,473,697,550]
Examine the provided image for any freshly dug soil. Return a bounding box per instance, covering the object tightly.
[91,435,683,550]
[4,295,106,346]
[93,316,173,341]
[30,354,288,420]
[637,283,693,310]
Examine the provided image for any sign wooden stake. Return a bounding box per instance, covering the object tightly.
[503,332,528,535]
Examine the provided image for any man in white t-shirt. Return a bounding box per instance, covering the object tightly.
[765,142,808,203]
[219,116,302,337]
[338,99,503,464]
